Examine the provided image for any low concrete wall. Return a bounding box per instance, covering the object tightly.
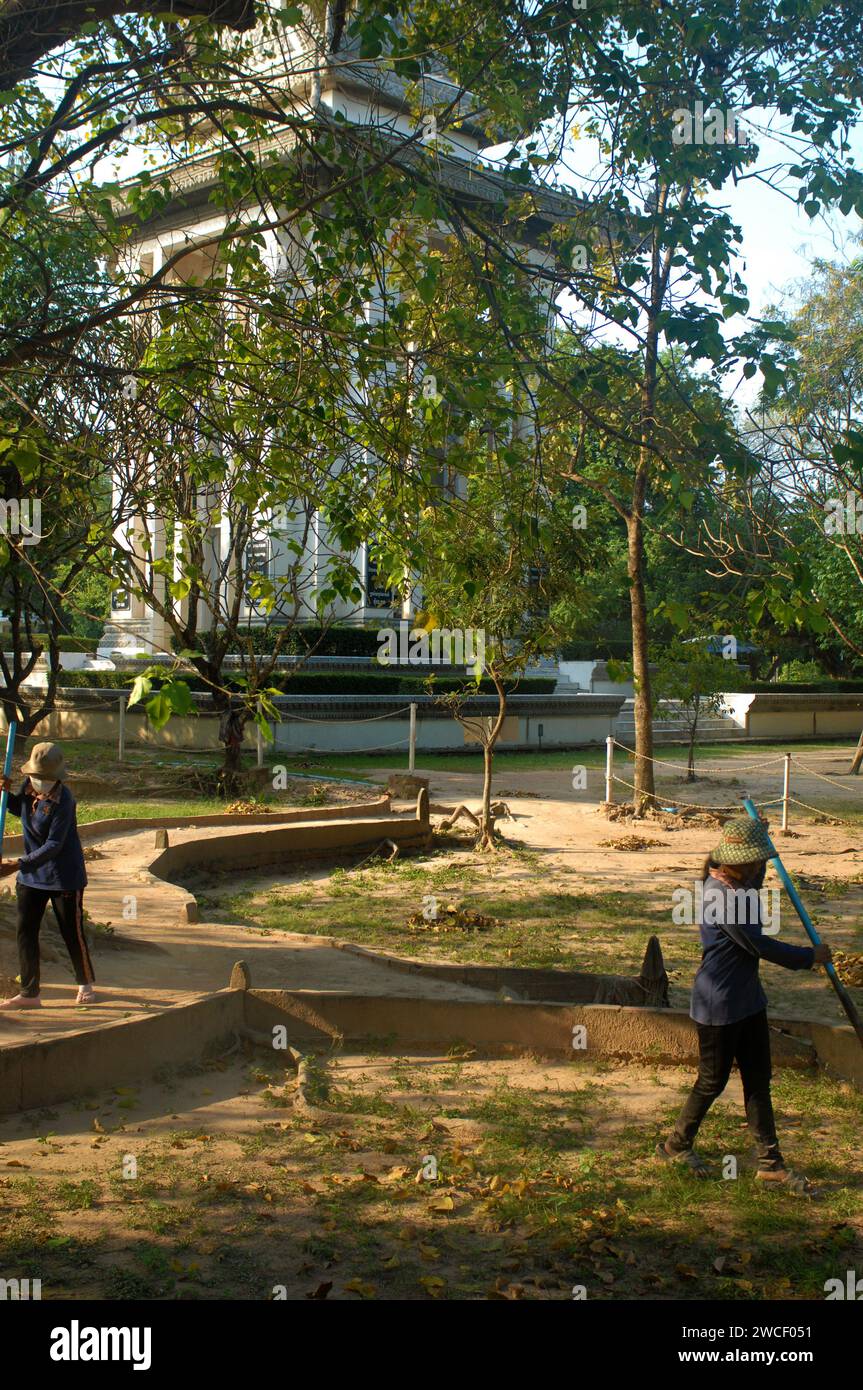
[146,814,432,887]
[244,991,821,1074]
[0,990,243,1113]
[0,691,625,753]
[1,986,858,1116]
[722,692,863,740]
[0,797,393,856]
[334,942,651,1004]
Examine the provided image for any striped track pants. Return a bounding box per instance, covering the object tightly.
[15,883,94,998]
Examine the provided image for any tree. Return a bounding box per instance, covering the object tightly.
[651,639,731,783]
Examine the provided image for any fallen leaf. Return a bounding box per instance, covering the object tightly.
[419,1275,445,1298]
[344,1279,376,1299]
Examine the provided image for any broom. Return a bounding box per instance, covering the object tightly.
[0,720,17,861]
[742,795,863,1048]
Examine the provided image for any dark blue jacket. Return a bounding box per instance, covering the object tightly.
[6,781,87,892]
[691,869,814,1026]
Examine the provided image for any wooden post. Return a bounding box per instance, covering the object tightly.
[850,726,863,776]
[409,702,417,772]
[781,752,790,832]
[118,693,125,763]
[605,734,614,805]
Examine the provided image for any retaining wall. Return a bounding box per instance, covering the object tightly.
[0,797,394,856]
[1,986,859,1116]
[146,813,432,886]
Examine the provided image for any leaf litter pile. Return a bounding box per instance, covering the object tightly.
[598,835,666,852]
[602,802,729,830]
[833,950,863,988]
[406,901,501,933]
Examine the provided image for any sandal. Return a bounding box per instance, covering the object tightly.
[755,1167,815,1195]
[655,1141,711,1178]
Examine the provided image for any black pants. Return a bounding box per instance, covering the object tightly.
[669,1010,784,1171]
[16,883,95,998]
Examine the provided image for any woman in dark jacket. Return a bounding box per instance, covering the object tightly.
[657,815,830,1192]
[0,741,93,1009]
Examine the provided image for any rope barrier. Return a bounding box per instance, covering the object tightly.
[276,706,414,724]
[790,756,863,798]
[610,740,785,774]
[785,794,863,826]
[609,773,752,813]
[278,737,411,755]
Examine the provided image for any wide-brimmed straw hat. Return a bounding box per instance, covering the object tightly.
[20,742,67,781]
[712,816,773,866]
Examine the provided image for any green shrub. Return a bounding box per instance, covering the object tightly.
[56,668,557,696]
[172,625,386,658]
[559,638,632,661]
[7,633,100,653]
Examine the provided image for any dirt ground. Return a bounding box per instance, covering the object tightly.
[2,742,863,1300]
[2,743,863,1032]
[1,1047,860,1300]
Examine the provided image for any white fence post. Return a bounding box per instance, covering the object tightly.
[118,693,125,763]
[409,702,417,772]
[605,734,614,805]
[781,752,791,832]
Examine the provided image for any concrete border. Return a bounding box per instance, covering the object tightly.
[142,814,433,927]
[2,984,860,1116]
[330,940,665,1004]
[244,990,821,1072]
[0,990,244,1113]
[1,795,394,853]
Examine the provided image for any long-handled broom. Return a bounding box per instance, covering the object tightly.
[0,720,17,860]
[742,795,863,1048]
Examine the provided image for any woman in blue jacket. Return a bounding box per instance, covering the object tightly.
[0,741,93,1008]
[657,816,830,1192]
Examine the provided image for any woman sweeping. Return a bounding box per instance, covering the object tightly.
[0,741,94,1008]
[657,816,830,1192]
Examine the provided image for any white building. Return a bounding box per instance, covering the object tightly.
[99,10,576,659]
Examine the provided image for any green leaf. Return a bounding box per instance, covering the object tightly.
[127,675,152,709]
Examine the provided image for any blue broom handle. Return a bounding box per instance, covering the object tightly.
[742,795,841,991]
[0,720,17,856]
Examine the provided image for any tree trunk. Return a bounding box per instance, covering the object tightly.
[478,671,508,850]
[687,700,699,782]
[218,731,244,800]
[627,507,655,809]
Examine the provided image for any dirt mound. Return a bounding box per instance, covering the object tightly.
[602,801,730,830]
[598,835,666,851]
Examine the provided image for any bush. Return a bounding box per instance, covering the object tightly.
[729,681,863,694]
[56,668,557,696]
[5,633,100,653]
[172,626,386,658]
[559,638,632,661]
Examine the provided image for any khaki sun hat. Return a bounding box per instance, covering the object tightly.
[20,741,67,782]
[712,815,774,866]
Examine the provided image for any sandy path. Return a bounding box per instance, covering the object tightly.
[0,816,492,1043]
[2,745,862,1042]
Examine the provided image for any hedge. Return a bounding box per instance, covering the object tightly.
[172,626,386,658]
[731,681,863,694]
[559,639,633,661]
[56,668,557,696]
[2,633,100,653]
